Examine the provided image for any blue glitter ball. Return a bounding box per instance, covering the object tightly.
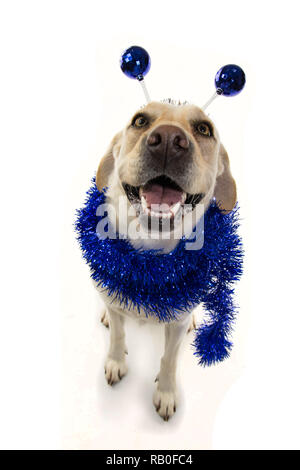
[215,64,246,96]
[120,45,151,80]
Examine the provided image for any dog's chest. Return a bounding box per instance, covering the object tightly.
[95,282,190,324]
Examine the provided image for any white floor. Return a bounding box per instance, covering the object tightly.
[61,238,246,449]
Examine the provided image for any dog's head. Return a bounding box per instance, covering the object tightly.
[96,101,236,242]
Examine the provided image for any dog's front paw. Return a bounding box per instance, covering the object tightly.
[104,357,128,386]
[153,386,177,421]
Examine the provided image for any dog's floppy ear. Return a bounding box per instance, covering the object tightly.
[214,143,237,214]
[96,132,122,191]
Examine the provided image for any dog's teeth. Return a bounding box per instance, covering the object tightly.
[141,196,147,210]
[171,202,181,215]
[149,210,173,219]
[181,192,187,203]
[150,211,159,218]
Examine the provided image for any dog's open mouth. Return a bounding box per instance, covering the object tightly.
[122,175,205,224]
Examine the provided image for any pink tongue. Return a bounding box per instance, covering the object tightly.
[142,183,182,210]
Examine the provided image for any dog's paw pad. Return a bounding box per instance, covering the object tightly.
[104,358,128,386]
[101,310,109,328]
[153,388,177,421]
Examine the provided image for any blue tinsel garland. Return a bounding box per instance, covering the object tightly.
[75,180,243,366]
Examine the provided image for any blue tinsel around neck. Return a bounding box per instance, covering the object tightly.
[75,180,243,366]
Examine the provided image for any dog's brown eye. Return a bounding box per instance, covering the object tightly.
[197,122,211,136]
[133,115,148,128]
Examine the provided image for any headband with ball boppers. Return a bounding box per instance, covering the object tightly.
[120,45,246,111]
[120,45,151,103]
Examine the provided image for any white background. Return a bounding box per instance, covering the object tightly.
[0,0,299,450]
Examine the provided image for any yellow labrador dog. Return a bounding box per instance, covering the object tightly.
[96,101,236,420]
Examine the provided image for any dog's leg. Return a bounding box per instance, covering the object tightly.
[104,308,128,385]
[153,316,190,421]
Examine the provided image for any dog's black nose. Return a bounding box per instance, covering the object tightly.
[146,125,190,161]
